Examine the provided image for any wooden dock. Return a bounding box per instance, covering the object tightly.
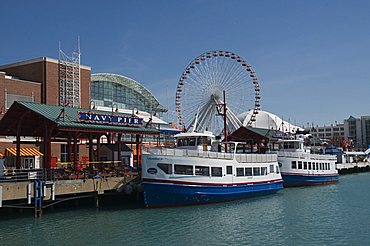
[0,173,140,217]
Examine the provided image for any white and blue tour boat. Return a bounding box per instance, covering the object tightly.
[141,131,283,207]
[276,135,339,187]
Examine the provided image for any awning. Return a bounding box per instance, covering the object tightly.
[5,147,44,157]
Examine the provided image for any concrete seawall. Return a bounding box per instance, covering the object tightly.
[0,174,138,202]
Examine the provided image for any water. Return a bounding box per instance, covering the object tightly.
[1,173,370,245]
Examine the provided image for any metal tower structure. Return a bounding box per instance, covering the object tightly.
[58,39,81,107]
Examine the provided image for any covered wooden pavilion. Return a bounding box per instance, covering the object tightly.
[228,126,284,153]
[0,101,159,169]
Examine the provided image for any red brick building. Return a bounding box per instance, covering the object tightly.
[0,57,91,167]
[0,57,91,110]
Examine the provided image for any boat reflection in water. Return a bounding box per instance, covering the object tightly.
[142,131,283,207]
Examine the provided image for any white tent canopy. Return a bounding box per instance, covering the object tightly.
[238,110,303,133]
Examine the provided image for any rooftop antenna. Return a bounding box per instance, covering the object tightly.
[58,37,81,108]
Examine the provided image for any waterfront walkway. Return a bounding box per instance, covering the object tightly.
[337,162,370,174]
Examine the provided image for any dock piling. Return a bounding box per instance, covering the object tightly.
[34,180,43,218]
[0,186,2,208]
[27,183,32,204]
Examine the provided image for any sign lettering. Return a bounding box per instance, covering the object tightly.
[78,112,143,126]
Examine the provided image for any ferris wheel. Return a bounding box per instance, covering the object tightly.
[175,50,261,135]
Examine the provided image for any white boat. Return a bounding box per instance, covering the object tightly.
[141,131,283,207]
[276,135,338,187]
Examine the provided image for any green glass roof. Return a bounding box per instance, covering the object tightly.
[91,73,167,112]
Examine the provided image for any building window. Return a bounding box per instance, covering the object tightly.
[61,144,68,162]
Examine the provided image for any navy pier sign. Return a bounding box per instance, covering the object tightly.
[78,112,143,126]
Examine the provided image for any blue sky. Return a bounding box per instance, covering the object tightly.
[1,0,369,127]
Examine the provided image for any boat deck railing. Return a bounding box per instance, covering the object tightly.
[272,151,337,161]
[143,148,277,163]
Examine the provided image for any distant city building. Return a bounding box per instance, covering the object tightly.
[344,116,370,149]
[310,123,345,146]
[309,116,370,149]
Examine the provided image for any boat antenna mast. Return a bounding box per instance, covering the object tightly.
[216,90,228,152]
[192,106,200,133]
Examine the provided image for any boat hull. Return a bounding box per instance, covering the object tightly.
[281,173,339,187]
[143,180,283,207]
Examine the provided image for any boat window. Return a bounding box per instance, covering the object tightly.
[236,168,244,177]
[245,167,252,176]
[195,166,209,176]
[312,162,316,170]
[253,167,261,176]
[211,167,222,177]
[177,138,184,147]
[282,142,298,149]
[174,164,193,175]
[328,163,331,170]
[316,163,319,170]
[298,161,302,169]
[236,144,248,153]
[261,167,267,175]
[269,164,274,173]
[198,136,210,145]
[308,162,312,170]
[157,163,172,174]
[291,161,297,169]
[276,165,280,174]
[319,163,323,170]
[226,143,236,153]
[303,162,307,170]
[188,138,196,146]
[226,166,232,175]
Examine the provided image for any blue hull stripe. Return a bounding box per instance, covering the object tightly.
[143,181,284,207]
[281,173,339,187]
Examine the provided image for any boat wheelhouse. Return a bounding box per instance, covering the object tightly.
[141,132,283,207]
[276,136,338,187]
